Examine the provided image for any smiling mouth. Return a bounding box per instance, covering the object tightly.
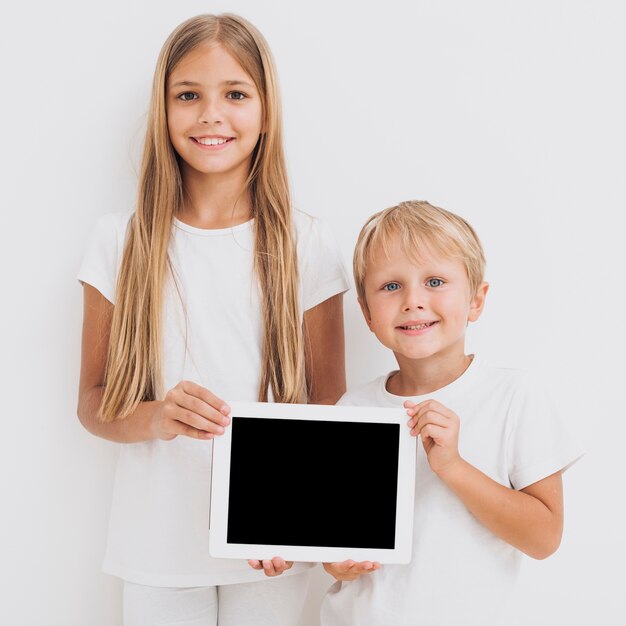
[398,321,438,330]
[192,137,234,146]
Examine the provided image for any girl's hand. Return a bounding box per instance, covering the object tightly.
[323,560,380,581]
[150,381,230,441]
[405,399,462,474]
[248,557,293,577]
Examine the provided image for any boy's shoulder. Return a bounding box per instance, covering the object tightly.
[447,359,541,405]
[474,360,535,389]
[337,359,540,408]
[337,373,395,408]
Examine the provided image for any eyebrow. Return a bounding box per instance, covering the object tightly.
[169,79,255,89]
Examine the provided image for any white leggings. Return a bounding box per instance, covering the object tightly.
[123,571,311,626]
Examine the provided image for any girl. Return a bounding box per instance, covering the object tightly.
[77,13,348,626]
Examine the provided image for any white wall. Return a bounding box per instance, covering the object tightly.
[1,0,624,624]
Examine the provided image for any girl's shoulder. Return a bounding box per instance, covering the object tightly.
[92,209,134,240]
[292,208,339,252]
[82,210,135,258]
[292,208,350,307]
[79,210,134,303]
[292,208,318,234]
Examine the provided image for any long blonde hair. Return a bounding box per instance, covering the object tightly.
[101,14,304,421]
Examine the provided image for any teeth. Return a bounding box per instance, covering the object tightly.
[196,137,229,146]
[403,322,434,330]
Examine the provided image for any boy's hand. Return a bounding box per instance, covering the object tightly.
[248,557,293,577]
[405,399,462,474]
[323,560,381,581]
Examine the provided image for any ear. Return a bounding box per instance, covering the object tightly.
[468,282,489,323]
[358,298,374,331]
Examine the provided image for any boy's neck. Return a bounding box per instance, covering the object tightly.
[178,167,252,229]
[387,350,473,397]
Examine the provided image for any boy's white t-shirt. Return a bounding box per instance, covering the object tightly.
[320,356,583,626]
[78,210,349,587]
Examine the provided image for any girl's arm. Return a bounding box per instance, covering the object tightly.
[407,399,563,559]
[77,284,230,443]
[303,293,346,405]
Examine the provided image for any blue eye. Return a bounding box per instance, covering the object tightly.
[178,92,198,101]
[227,91,246,100]
[383,282,401,292]
[427,278,444,288]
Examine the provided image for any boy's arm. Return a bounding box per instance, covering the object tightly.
[407,399,563,559]
[438,462,563,559]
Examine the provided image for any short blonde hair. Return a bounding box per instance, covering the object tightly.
[354,200,486,306]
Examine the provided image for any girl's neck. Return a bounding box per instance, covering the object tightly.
[178,167,253,229]
[387,349,473,397]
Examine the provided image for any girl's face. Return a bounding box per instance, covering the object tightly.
[167,43,263,183]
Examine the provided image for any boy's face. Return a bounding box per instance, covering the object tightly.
[360,237,488,366]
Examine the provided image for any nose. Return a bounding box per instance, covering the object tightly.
[402,286,425,312]
[198,98,223,125]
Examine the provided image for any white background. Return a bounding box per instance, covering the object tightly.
[1,1,624,624]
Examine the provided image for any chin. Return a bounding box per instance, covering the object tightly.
[395,347,437,361]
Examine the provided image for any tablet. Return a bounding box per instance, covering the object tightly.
[209,401,416,564]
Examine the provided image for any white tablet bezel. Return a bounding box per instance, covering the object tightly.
[209,401,416,564]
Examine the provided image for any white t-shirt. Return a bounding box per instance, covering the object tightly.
[78,210,349,587]
[320,356,583,626]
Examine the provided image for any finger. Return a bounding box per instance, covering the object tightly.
[262,559,277,576]
[248,559,263,570]
[337,560,355,573]
[323,560,354,575]
[408,403,441,427]
[409,399,449,420]
[416,401,457,420]
[181,381,231,416]
[165,419,218,440]
[170,408,226,436]
[408,411,447,435]
[416,399,446,411]
[176,391,231,429]
[419,423,449,443]
[353,561,381,574]
[322,563,347,580]
[352,561,374,573]
[405,399,435,418]
[323,562,340,576]
[412,409,452,435]
[271,557,293,573]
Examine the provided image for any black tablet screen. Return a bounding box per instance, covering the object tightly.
[226,416,400,549]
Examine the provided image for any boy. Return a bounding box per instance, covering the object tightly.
[320,201,583,626]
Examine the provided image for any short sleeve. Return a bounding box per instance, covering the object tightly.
[77,211,133,304]
[506,373,584,490]
[294,211,350,312]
